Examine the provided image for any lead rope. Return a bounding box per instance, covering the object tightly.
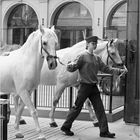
[117,65,128,79]
[114,65,128,92]
[56,56,66,66]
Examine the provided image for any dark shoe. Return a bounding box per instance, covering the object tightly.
[93,122,99,127]
[61,126,74,136]
[100,131,115,138]
[19,119,26,125]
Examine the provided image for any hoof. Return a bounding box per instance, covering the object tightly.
[36,136,46,140]
[15,133,24,138]
[49,122,58,127]
[19,119,26,125]
[36,138,46,140]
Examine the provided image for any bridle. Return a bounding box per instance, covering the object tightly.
[40,36,58,61]
[40,36,65,65]
[106,41,123,67]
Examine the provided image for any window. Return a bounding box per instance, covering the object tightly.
[7,4,38,45]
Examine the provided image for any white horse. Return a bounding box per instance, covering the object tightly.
[12,38,124,128]
[0,26,58,140]
[40,39,124,127]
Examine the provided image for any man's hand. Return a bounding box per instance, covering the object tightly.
[119,65,128,77]
[67,61,77,72]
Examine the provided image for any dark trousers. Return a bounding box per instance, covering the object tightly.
[62,83,109,133]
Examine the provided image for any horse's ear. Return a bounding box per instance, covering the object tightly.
[51,25,55,31]
[39,25,45,34]
[110,39,114,44]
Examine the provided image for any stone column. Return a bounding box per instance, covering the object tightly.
[124,0,139,124]
[0,0,2,47]
[39,0,48,27]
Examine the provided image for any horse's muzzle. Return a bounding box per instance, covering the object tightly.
[46,56,57,70]
[113,63,124,67]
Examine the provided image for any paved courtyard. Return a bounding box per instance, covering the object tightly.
[8,115,139,140]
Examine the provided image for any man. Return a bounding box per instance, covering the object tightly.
[60,36,127,138]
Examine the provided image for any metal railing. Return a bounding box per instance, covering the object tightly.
[10,74,124,114]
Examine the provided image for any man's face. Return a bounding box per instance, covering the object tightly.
[89,42,97,50]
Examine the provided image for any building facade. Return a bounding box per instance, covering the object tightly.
[0,0,127,48]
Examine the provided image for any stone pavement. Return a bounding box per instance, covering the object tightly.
[8,115,139,140]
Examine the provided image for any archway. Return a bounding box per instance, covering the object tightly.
[106,2,127,40]
[7,4,38,45]
[53,2,92,49]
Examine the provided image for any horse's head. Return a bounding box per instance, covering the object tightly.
[39,25,58,70]
[106,39,124,67]
[95,39,126,95]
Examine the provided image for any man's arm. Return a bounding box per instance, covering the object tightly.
[67,55,82,72]
[98,56,128,75]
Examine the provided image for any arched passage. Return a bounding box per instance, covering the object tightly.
[106,1,127,40]
[53,2,92,49]
[7,4,38,45]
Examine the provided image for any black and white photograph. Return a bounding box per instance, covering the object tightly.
[0,0,139,140]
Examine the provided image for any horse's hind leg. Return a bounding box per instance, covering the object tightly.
[49,83,66,127]
[18,90,46,140]
[85,99,98,126]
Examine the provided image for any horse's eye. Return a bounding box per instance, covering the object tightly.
[111,52,115,56]
[43,42,47,46]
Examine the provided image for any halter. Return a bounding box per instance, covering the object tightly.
[40,36,66,65]
[40,36,58,61]
[106,41,123,67]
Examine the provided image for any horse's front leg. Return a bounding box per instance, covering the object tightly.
[85,99,99,127]
[18,90,46,140]
[49,83,66,127]
[14,99,25,138]
[13,95,26,124]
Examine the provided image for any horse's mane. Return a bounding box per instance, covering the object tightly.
[21,31,36,49]
[22,28,58,49]
[94,41,108,54]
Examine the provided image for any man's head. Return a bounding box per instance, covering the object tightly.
[85,36,98,50]
[85,36,98,43]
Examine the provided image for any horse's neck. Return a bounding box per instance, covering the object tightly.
[20,34,44,71]
[94,42,108,62]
